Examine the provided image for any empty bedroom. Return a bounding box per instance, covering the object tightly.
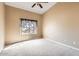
[0,2,79,56]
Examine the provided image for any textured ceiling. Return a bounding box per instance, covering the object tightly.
[5,2,56,14]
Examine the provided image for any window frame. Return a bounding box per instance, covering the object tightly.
[20,18,38,35]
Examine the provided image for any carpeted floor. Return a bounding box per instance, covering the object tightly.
[0,39,79,56]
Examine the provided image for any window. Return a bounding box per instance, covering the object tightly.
[20,18,37,35]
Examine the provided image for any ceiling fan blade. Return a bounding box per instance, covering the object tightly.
[38,4,43,8]
[37,2,48,3]
[32,3,36,8]
[41,2,48,3]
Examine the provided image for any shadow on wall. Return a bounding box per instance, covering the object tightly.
[5,5,42,45]
[43,2,79,49]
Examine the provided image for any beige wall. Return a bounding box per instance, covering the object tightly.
[5,5,42,44]
[43,3,79,48]
[0,3,5,52]
[5,2,79,48]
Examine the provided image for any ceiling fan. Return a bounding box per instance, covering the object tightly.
[32,2,48,8]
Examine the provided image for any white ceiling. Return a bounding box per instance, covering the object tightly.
[5,2,56,14]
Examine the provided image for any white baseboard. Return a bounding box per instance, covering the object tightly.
[46,38,79,51]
